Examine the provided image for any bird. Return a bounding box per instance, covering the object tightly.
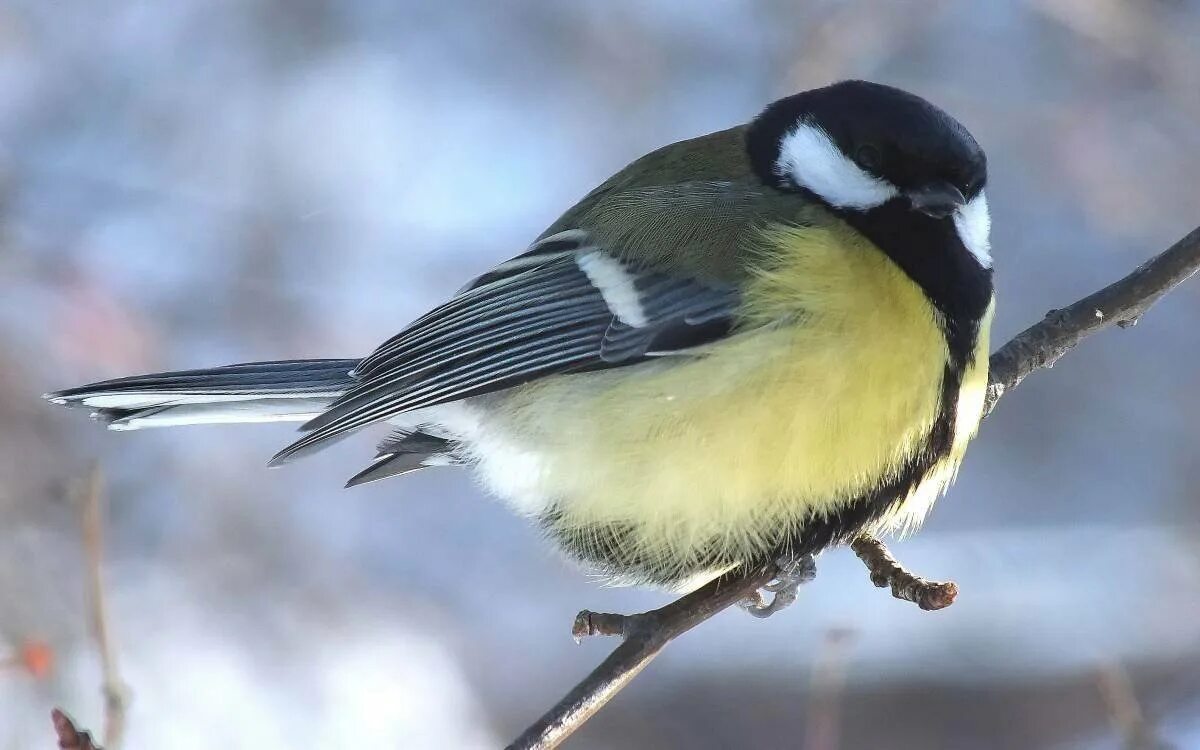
[46,80,994,613]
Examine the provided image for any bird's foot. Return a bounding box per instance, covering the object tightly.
[738,553,817,618]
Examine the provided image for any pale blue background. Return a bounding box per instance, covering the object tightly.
[2,2,1199,748]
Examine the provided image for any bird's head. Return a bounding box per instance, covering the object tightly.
[747,80,990,265]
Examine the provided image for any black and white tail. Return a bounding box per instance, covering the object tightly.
[44,359,359,431]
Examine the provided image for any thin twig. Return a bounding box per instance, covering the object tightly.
[803,627,856,750]
[507,564,777,750]
[51,708,102,750]
[849,536,957,610]
[506,223,1200,749]
[80,465,127,750]
[985,225,1200,415]
[1096,662,1172,750]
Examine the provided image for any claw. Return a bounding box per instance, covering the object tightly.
[739,585,800,618]
[737,553,817,618]
[777,553,818,585]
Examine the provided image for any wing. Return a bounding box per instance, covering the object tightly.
[268,227,743,465]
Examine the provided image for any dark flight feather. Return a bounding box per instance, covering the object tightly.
[270,233,741,465]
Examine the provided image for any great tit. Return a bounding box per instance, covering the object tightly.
[47,80,993,599]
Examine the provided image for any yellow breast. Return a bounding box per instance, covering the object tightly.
[483,221,989,579]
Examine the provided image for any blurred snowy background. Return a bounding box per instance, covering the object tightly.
[2,1,1199,748]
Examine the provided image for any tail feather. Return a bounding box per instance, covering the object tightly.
[344,452,435,488]
[344,431,455,488]
[45,359,359,431]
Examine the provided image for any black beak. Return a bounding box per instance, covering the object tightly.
[907,182,966,219]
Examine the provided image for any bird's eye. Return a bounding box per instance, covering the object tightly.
[855,144,882,172]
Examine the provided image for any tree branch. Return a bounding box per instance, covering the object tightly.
[985,225,1200,415]
[506,224,1200,749]
[508,564,777,750]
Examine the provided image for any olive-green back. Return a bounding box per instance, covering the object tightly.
[539,125,835,282]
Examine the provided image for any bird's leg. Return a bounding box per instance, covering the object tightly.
[738,553,817,618]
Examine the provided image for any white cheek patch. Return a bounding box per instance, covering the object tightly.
[776,122,899,210]
[577,251,649,327]
[954,190,992,268]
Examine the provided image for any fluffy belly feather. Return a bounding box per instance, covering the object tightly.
[449,224,991,585]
